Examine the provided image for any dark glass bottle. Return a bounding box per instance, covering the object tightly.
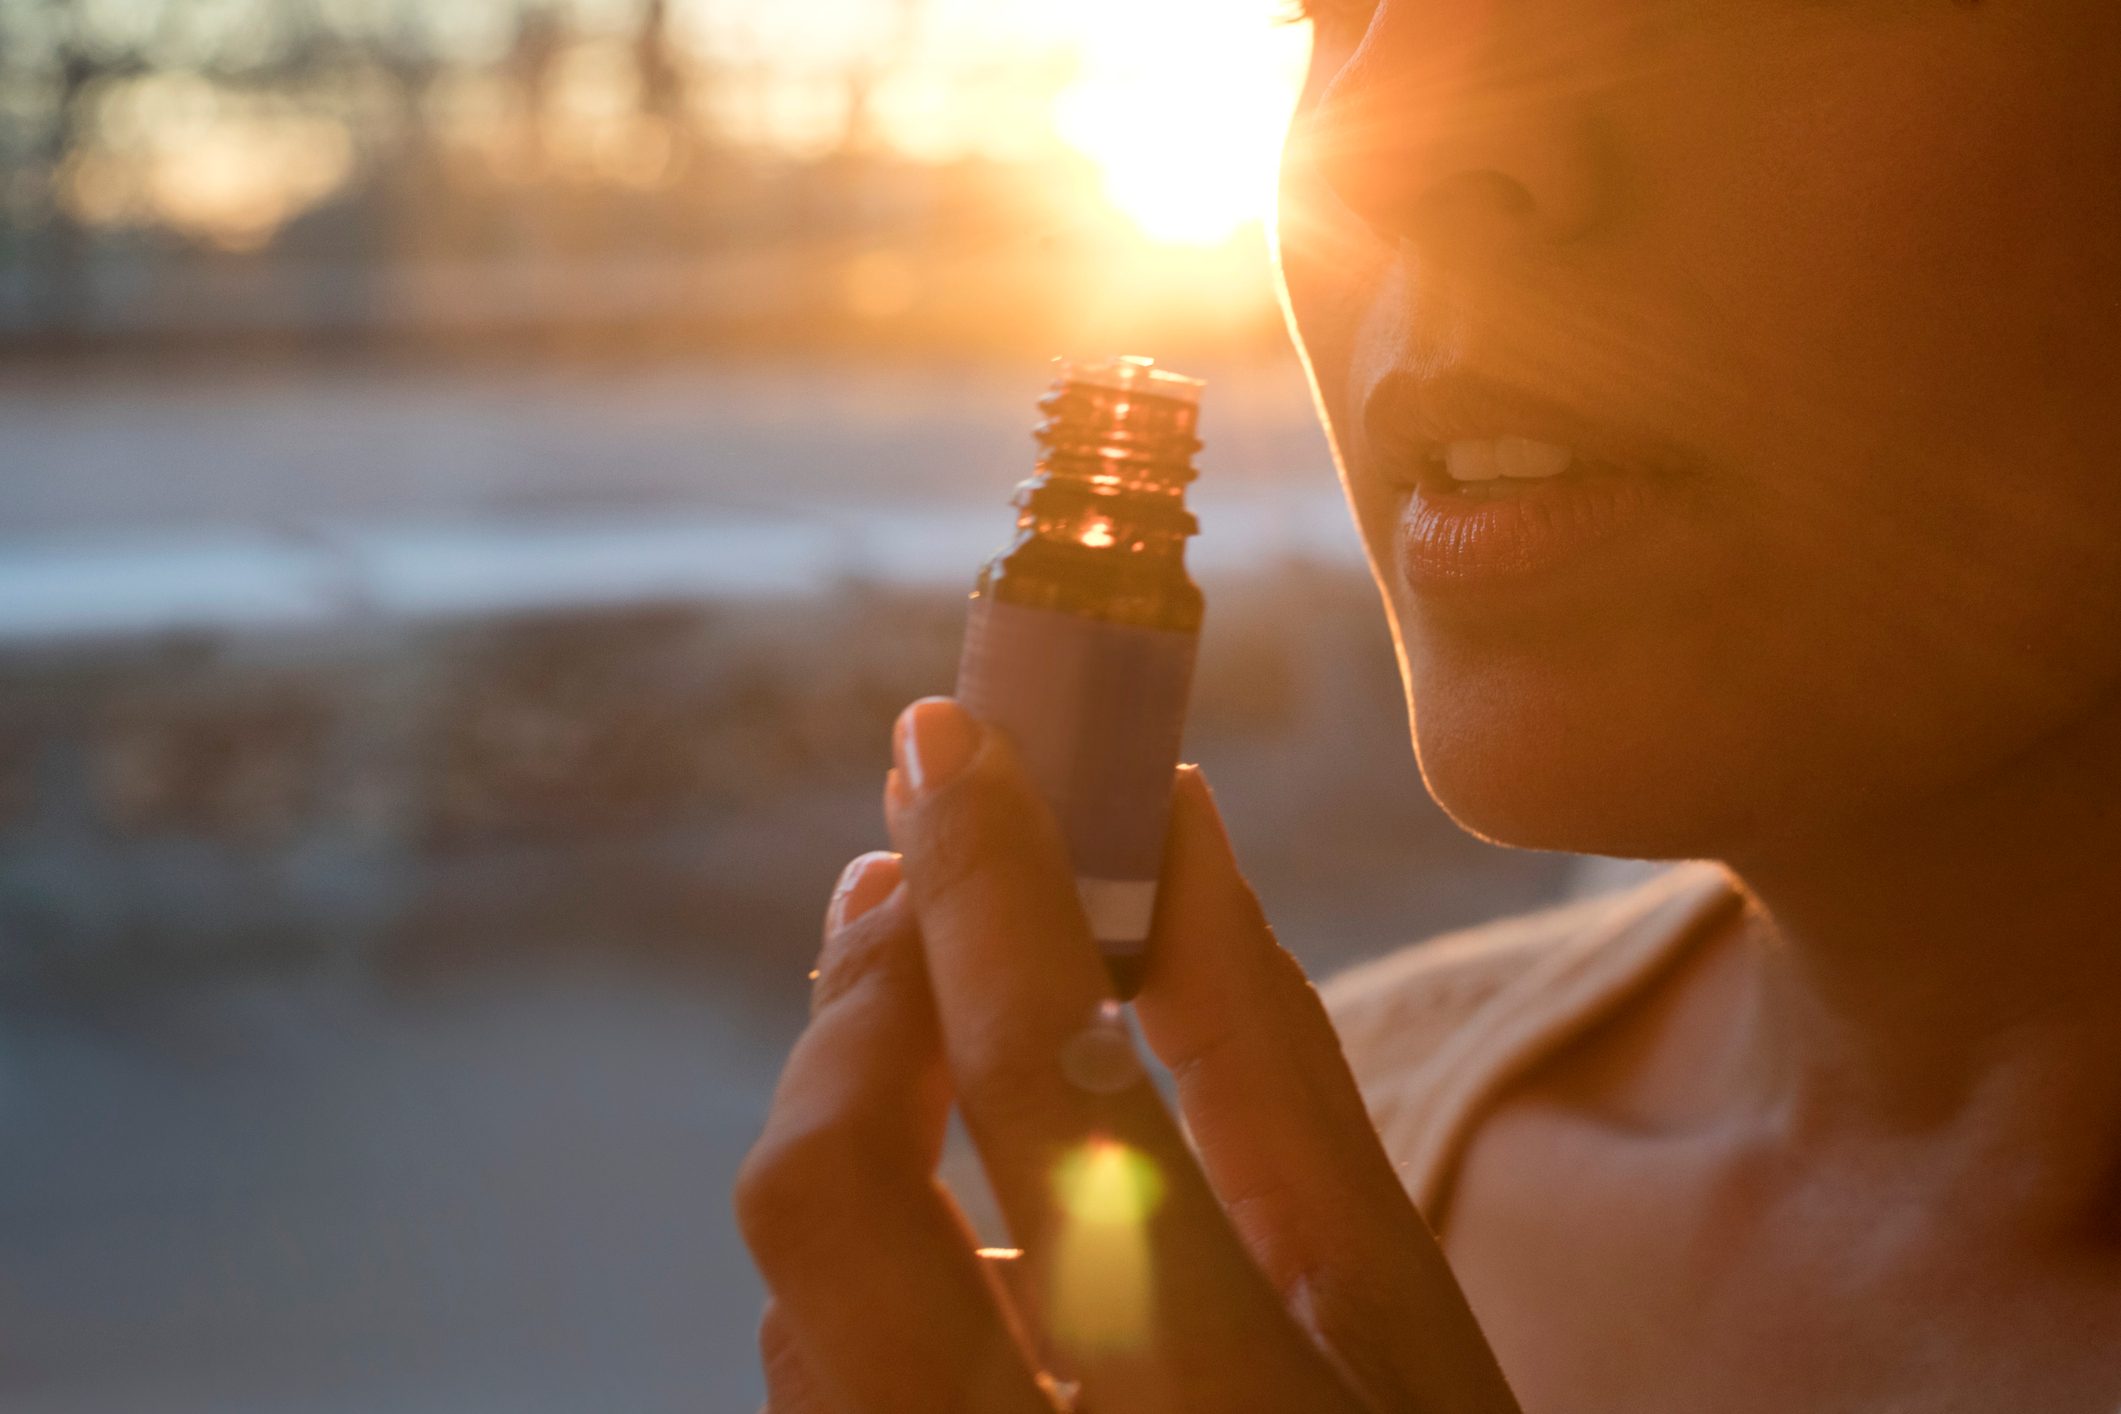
[956,357,1206,999]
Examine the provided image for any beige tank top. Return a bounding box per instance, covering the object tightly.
[1322,863,1742,1228]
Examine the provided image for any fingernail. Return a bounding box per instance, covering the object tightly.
[825,850,900,936]
[894,697,980,797]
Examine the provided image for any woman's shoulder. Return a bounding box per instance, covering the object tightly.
[1318,863,1737,1207]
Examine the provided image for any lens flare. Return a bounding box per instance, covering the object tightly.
[1047,1138,1164,1353]
[1057,1137,1164,1224]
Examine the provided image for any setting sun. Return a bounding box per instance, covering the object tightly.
[1052,0,1311,246]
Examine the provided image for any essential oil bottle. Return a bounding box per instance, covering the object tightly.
[956,356,1206,999]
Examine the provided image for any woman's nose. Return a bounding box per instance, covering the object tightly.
[1300,3,1612,255]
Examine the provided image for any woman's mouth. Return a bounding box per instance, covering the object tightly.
[1362,373,1707,598]
[1397,444,1665,590]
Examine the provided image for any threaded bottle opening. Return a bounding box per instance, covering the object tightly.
[1055,355,1205,407]
[1034,356,1204,500]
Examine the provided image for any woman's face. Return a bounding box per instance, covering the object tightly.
[1278,0,2121,862]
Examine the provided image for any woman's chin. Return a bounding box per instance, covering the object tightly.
[1407,691,1760,864]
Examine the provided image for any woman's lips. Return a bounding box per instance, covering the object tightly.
[1394,459,1673,591]
[1360,367,1710,597]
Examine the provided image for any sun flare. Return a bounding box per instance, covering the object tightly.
[1052,0,1312,247]
[1049,1139,1166,1354]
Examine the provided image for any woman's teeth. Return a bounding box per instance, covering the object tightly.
[1438,437,1576,483]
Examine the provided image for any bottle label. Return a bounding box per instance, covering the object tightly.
[956,596,1199,954]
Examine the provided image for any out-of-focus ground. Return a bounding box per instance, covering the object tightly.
[0,354,1592,1412]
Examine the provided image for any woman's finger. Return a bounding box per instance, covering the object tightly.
[809,850,903,1018]
[759,1299,837,1413]
[1134,765,1521,1414]
[883,698,1364,1409]
[978,1244,1032,1312]
[734,877,1053,1414]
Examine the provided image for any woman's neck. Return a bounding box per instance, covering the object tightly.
[1725,708,2121,1238]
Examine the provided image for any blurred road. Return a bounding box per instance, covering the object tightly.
[0,355,1336,533]
[0,356,1354,643]
[0,967,787,1413]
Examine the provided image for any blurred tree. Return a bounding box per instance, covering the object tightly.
[506,2,567,167]
[839,0,927,156]
[12,0,149,333]
[635,0,687,129]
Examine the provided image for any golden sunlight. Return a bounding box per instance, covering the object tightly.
[1052,0,1311,246]
[1048,1138,1165,1354]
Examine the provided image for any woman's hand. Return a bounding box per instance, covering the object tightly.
[736,697,1521,1413]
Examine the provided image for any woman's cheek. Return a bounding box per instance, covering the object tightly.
[1692,21,2121,712]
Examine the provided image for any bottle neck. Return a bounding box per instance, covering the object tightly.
[976,361,1205,630]
[1033,378,1201,501]
[1015,376,1201,559]
[1009,477,1194,562]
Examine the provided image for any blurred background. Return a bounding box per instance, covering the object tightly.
[0,2,1593,1409]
